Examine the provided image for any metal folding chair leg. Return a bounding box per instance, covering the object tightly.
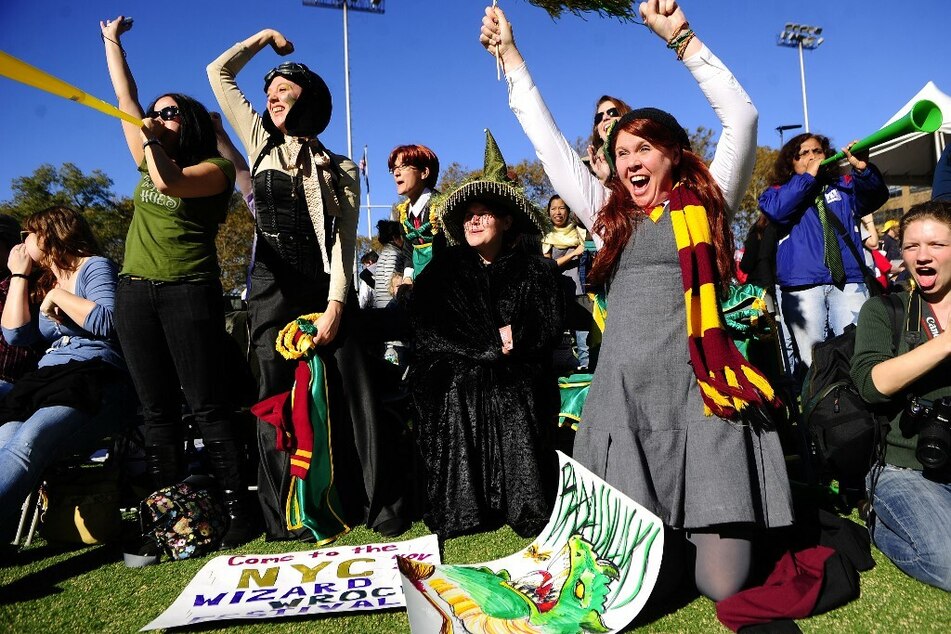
[12,488,42,547]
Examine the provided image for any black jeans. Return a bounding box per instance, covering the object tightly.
[116,277,236,448]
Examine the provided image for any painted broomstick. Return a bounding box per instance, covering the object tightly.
[0,50,141,126]
[527,1,640,21]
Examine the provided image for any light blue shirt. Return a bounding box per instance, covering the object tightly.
[2,257,124,370]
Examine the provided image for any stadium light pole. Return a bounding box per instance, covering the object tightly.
[302,1,385,160]
[776,124,803,147]
[777,23,823,133]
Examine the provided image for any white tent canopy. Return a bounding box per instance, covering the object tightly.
[866,81,950,186]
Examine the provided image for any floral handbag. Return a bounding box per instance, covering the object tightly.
[140,475,228,560]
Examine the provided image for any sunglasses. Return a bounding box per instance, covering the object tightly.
[594,107,620,126]
[145,106,181,121]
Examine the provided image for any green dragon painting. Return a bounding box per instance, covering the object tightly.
[399,534,619,634]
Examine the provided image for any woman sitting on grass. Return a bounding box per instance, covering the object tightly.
[851,199,951,592]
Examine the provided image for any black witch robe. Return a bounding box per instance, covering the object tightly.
[410,245,565,538]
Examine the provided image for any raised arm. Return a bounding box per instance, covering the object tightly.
[483,0,757,242]
[1,245,34,335]
[207,29,295,155]
[481,6,607,242]
[100,16,146,166]
[639,0,757,219]
[212,112,253,200]
[139,124,231,199]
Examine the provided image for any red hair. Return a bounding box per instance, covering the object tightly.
[388,144,440,190]
[588,118,735,293]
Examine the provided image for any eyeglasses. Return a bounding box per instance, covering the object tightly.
[145,106,181,121]
[796,147,825,159]
[464,211,498,226]
[20,230,30,243]
[389,164,418,175]
[594,107,620,126]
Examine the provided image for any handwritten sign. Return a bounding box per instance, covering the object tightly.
[142,534,439,630]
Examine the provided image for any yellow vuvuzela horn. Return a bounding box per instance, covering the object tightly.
[822,100,943,165]
[0,49,141,126]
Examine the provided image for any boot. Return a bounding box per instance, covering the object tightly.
[145,444,183,490]
[204,439,259,548]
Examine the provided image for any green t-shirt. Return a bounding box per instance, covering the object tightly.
[122,157,236,281]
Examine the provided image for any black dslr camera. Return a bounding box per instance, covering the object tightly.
[901,395,951,471]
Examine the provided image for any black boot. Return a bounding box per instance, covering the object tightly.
[145,444,183,490]
[204,440,259,548]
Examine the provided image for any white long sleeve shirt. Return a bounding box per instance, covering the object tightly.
[505,44,757,247]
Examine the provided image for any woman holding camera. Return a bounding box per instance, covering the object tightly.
[851,199,951,592]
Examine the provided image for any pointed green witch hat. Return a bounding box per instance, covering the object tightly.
[435,129,551,245]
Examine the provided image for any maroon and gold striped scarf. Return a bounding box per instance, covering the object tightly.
[665,184,777,419]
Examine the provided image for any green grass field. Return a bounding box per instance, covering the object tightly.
[2,513,949,633]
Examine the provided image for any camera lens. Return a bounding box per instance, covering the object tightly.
[916,419,951,471]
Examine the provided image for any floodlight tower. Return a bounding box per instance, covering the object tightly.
[777,23,824,133]
[302,1,385,159]
[776,124,803,147]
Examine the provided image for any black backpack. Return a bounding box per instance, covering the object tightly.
[800,294,903,486]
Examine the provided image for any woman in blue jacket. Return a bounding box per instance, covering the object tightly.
[759,133,888,372]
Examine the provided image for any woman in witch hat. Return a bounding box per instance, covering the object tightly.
[410,130,564,539]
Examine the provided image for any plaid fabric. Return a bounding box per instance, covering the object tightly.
[0,276,42,382]
[667,185,777,419]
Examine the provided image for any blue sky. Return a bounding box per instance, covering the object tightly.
[1,1,949,235]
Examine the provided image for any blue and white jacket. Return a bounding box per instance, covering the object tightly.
[758,165,888,289]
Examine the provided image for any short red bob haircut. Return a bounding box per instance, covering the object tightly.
[388,144,440,190]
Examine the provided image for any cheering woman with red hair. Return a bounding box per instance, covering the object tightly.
[528,1,792,602]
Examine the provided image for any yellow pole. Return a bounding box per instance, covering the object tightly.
[0,50,142,126]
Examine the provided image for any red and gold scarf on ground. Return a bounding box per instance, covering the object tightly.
[666,184,777,419]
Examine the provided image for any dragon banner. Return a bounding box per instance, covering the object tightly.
[399,452,664,633]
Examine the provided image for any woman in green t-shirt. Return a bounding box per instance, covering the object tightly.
[101,16,254,549]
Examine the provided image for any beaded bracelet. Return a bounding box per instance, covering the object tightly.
[668,28,694,52]
[666,22,691,48]
[676,32,696,61]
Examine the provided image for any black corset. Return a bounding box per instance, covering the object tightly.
[253,169,336,280]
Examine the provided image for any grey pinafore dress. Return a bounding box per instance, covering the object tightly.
[573,208,794,530]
